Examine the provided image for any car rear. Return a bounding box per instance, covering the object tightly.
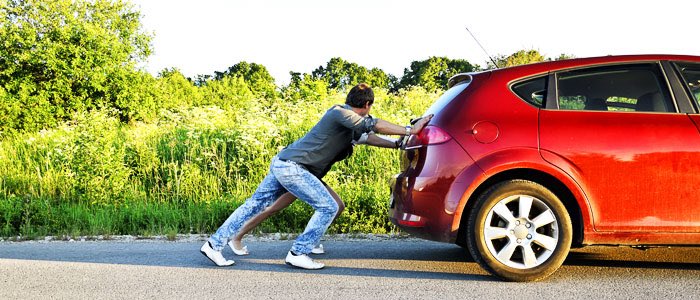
[389,72,489,242]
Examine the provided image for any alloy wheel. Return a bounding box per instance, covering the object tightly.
[482,194,559,269]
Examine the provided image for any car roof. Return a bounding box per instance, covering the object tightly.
[490,54,700,79]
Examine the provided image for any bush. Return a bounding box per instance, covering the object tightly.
[0,88,436,237]
[0,0,153,133]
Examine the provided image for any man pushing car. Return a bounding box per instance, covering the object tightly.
[200,83,432,269]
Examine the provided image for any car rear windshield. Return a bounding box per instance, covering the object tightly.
[425,81,470,116]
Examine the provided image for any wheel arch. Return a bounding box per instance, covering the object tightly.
[455,168,585,249]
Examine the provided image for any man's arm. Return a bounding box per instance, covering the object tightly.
[363,133,400,148]
[373,115,433,136]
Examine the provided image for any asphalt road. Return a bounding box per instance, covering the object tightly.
[0,237,698,299]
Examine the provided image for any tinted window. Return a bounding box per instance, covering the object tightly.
[512,76,547,107]
[425,81,470,116]
[556,64,675,113]
[676,63,700,108]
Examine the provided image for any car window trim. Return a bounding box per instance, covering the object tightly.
[546,73,558,110]
[669,61,700,113]
[659,60,693,113]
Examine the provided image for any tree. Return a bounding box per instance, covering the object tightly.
[486,50,577,69]
[552,53,576,61]
[0,0,153,132]
[155,68,201,109]
[213,61,277,99]
[397,57,478,92]
[192,74,213,87]
[311,57,391,90]
[282,71,328,102]
[487,49,546,69]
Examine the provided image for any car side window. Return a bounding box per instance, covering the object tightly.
[676,63,700,109]
[511,76,547,107]
[556,64,675,113]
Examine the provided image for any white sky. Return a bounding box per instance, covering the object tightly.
[130,0,699,85]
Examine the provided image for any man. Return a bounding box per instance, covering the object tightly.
[200,83,432,269]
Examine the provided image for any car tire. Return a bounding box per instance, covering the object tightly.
[467,179,572,282]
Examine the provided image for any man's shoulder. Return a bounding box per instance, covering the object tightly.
[328,104,358,115]
[325,104,350,117]
[329,104,347,111]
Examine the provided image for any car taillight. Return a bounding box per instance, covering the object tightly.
[404,125,452,149]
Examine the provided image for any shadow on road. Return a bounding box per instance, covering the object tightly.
[0,240,494,281]
[565,250,700,271]
[0,240,697,280]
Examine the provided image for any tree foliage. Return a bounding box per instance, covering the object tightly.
[155,68,202,109]
[311,57,392,90]
[282,71,328,102]
[212,61,277,99]
[488,49,546,69]
[487,50,576,69]
[553,53,576,61]
[0,0,153,132]
[397,57,478,92]
[1,0,565,136]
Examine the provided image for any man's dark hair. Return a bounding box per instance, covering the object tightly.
[346,83,374,108]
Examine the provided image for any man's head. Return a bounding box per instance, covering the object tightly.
[346,83,374,109]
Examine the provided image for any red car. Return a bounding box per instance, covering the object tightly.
[389,54,700,281]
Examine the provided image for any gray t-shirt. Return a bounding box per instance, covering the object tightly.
[277,104,377,178]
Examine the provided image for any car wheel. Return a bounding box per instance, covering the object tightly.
[467,179,572,281]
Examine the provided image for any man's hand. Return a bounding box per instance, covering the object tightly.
[411,114,433,135]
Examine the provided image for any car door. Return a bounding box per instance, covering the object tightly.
[539,62,700,233]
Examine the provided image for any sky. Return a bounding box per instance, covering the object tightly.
[130,0,700,85]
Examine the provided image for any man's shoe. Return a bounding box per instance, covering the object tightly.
[285,251,324,269]
[200,241,235,267]
[228,240,250,256]
[311,244,324,255]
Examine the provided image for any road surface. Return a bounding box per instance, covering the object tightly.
[0,237,698,299]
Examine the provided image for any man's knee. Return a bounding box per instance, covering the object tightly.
[319,197,339,215]
[336,201,345,214]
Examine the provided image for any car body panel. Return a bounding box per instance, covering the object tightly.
[441,70,540,162]
[539,110,700,233]
[449,147,595,232]
[389,139,473,242]
[690,115,700,131]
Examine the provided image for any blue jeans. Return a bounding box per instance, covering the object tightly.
[208,156,339,255]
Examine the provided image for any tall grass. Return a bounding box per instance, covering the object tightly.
[0,88,438,238]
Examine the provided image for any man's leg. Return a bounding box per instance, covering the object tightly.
[271,159,338,256]
[230,192,297,252]
[207,171,286,251]
[325,185,345,221]
[308,185,344,255]
[232,184,343,255]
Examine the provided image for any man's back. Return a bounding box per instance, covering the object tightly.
[277,104,375,177]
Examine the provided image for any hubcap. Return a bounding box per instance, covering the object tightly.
[482,195,559,269]
[513,225,529,239]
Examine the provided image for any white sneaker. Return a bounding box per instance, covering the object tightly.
[228,240,249,256]
[311,244,325,255]
[285,251,324,270]
[200,241,235,267]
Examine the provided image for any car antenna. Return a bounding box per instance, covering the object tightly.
[465,26,500,69]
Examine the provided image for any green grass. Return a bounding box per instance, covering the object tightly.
[0,88,438,238]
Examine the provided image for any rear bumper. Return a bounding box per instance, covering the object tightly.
[389,175,457,242]
[388,140,475,243]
